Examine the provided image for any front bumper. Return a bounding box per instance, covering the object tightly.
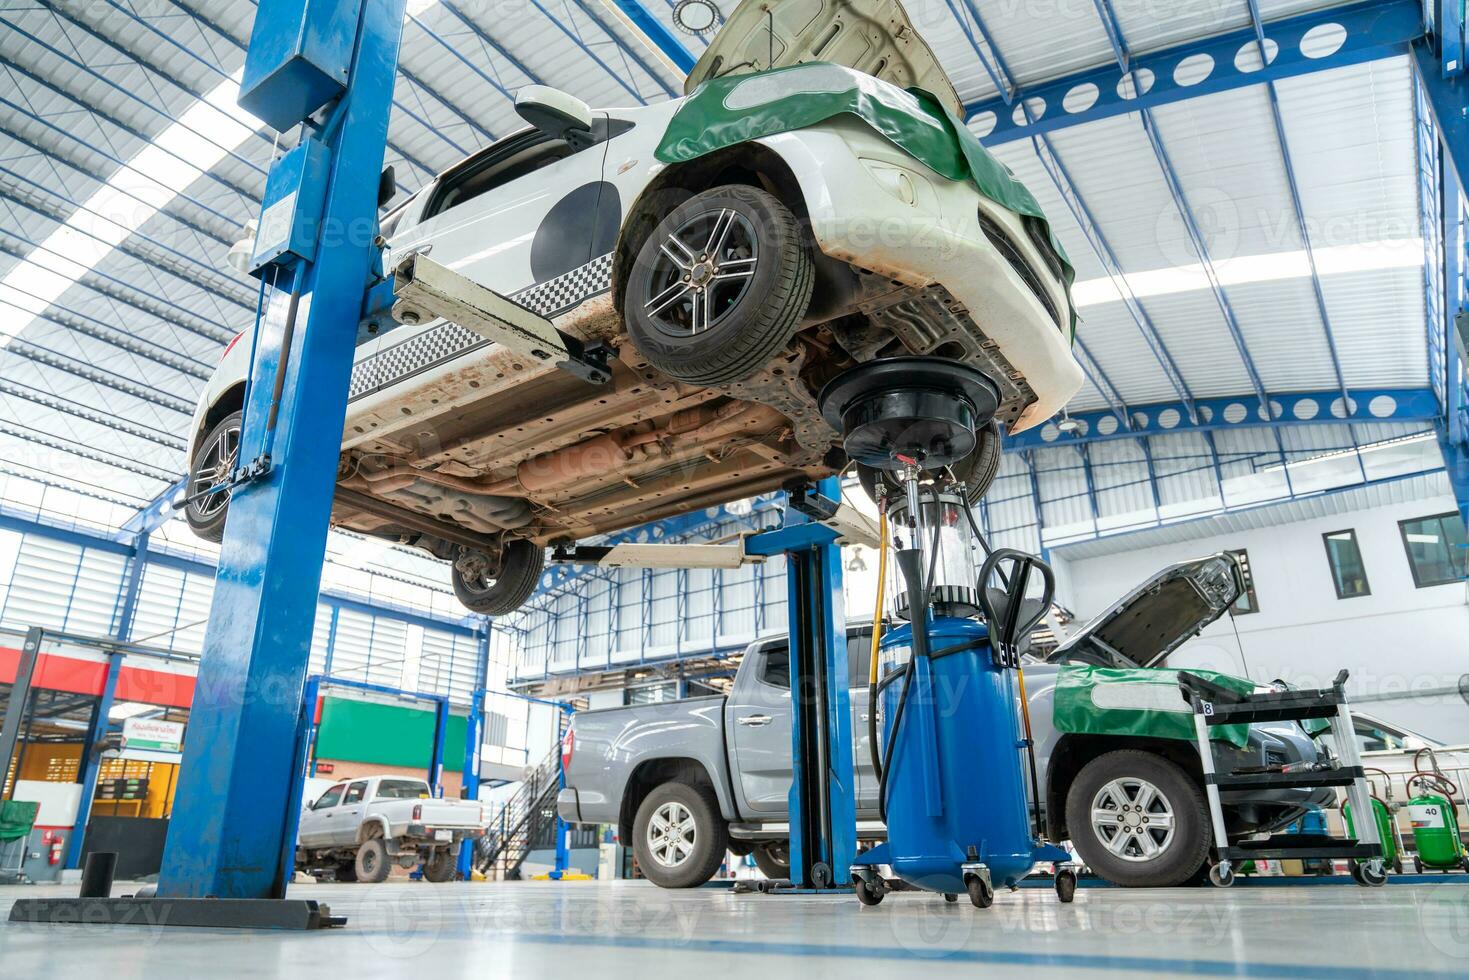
[758,123,1083,432]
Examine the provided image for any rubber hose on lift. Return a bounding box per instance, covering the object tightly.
[867,508,889,781]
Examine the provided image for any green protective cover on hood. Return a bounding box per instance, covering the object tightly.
[1053,665,1258,749]
[0,799,38,841]
[655,62,1078,338]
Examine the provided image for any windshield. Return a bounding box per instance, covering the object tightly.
[375,779,431,800]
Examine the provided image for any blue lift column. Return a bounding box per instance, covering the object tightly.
[743,478,857,890]
[8,0,410,930]
[155,0,409,906]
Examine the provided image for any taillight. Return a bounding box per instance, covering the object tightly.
[561,727,575,771]
[220,330,245,361]
[412,804,422,820]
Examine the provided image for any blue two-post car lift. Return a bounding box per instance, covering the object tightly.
[5,0,861,928]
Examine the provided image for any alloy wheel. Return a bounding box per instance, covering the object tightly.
[646,800,697,868]
[642,208,758,337]
[191,422,239,519]
[1090,776,1176,862]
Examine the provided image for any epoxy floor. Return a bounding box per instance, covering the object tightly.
[3,878,1469,977]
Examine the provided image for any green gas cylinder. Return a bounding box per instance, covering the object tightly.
[1344,797,1398,870]
[1406,782,1468,872]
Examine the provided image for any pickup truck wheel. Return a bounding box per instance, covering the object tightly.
[632,781,728,888]
[355,837,391,884]
[423,848,456,883]
[452,540,544,615]
[624,185,813,387]
[185,410,241,542]
[1065,750,1210,888]
[751,841,790,880]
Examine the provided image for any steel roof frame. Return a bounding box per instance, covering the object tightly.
[965,0,1425,144]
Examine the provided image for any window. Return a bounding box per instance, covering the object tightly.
[1322,529,1371,599]
[1226,549,1258,615]
[1399,513,1468,588]
[314,784,346,809]
[760,644,790,690]
[375,779,430,800]
[623,681,678,705]
[343,781,367,805]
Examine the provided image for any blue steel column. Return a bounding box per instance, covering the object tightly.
[457,627,490,877]
[156,0,409,900]
[744,477,855,887]
[429,697,449,798]
[64,650,122,869]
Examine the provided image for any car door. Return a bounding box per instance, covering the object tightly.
[298,783,345,847]
[387,122,621,313]
[728,641,795,814]
[334,780,369,844]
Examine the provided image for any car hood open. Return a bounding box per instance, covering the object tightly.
[683,0,963,116]
[1048,554,1245,669]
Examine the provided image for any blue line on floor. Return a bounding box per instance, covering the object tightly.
[503,931,1460,978]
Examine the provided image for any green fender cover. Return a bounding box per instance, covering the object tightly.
[655,62,1078,338]
[1053,665,1258,748]
[0,799,39,841]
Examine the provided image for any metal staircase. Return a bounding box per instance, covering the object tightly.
[473,741,563,880]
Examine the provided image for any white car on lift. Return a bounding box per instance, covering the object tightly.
[186,0,1083,616]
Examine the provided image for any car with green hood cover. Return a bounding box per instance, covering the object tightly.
[186,0,1084,616]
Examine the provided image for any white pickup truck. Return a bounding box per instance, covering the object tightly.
[297,775,487,883]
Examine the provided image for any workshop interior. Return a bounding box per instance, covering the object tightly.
[0,0,1468,975]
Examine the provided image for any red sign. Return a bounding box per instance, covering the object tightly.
[315,763,335,774]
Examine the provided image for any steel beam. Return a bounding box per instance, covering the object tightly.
[0,629,42,802]
[1007,387,1438,450]
[607,0,697,74]
[967,1,1424,143]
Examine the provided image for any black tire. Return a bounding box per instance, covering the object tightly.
[1414,855,1424,874]
[966,875,994,908]
[185,410,241,543]
[355,837,390,883]
[943,892,959,903]
[631,780,729,888]
[1351,860,1387,887]
[751,840,790,880]
[624,184,813,387]
[856,422,1003,506]
[854,879,884,906]
[1208,863,1234,887]
[1064,750,1211,888]
[423,848,456,883]
[451,539,544,615]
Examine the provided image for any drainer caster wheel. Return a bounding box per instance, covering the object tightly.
[966,877,994,909]
[854,879,884,907]
[1055,869,1077,903]
[943,892,958,903]
[1350,860,1386,887]
[1207,863,1234,888]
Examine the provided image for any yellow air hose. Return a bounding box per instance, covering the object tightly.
[867,505,888,778]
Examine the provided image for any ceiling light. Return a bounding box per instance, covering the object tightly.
[673,0,721,35]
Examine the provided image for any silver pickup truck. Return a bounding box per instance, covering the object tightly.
[559,554,1333,888]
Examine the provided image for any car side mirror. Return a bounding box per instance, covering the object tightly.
[516,85,594,148]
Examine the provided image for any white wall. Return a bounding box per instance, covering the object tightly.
[1055,495,1469,743]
